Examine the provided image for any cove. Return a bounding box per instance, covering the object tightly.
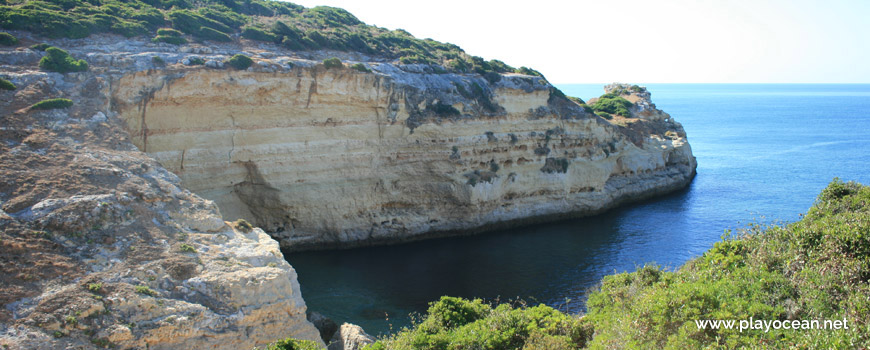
[286,84,870,336]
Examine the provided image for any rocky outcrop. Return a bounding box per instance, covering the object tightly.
[109,55,695,251]
[327,323,375,350]
[0,33,322,350]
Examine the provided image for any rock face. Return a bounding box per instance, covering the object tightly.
[0,30,694,348]
[0,33,322,350]
[111,60,695,251]
[327,323,375,350]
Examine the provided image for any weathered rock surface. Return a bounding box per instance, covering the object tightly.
[1,33,322,350]
[110,61,695,251]
[327,323,375,350]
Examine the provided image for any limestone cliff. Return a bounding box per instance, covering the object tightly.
[108,51,696,251]
[0,34,323,349]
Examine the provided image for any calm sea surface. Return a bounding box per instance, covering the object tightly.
[285,84,870,335]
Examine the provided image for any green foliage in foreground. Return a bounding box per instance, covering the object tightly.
[30,98,72,110]
[585,178,870,349]
[258,338,321,350]
[0,77,15,90]
[227,54,253,70]
[365,296,593,350]
[39,47,88,73]
[590,93,632,117]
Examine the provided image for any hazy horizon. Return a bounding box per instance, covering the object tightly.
[289,0,870,84]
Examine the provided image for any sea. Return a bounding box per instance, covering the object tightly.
[285,84,870,336]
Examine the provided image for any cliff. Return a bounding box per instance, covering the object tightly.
[1,10,693,349]
[111,61,694,250]
[0,35,323,349]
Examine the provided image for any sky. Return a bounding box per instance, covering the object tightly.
[287,0,870,84]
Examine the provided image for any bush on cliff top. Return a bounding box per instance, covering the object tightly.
[584,178,870,349]
[322,57,342,69]
[39,47,88,73]
[227,54,253,70]
[590,93,632,117]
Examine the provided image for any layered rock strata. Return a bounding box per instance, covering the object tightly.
[111,59,695,250]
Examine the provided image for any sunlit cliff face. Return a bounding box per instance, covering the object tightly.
[114,67,695,250]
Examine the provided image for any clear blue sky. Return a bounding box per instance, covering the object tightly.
[289,0,870,84]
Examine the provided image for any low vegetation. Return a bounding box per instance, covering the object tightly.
[0,31,17,46]
[585,178,870,348]
[0,0,550,78]
[258,338,321,350]
[0,77,15,90]
[322,57,342,69]
[134,285,157,297]
[30,98,73,110]
[366,296,592,350]
[38,47,88,73]
[227,53,253,70]
[590,92,632,117]
[350,62,371,73]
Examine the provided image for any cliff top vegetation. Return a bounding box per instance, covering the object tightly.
[0,0,543,78]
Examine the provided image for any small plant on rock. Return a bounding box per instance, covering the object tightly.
[0,78,15,91]
[179,243,197,253]
[134,285,157,297]
[227,54,253,70]
[30,98,73,110]
[39,47,88,73]
[322,57,343,69]
[0,32,17,46]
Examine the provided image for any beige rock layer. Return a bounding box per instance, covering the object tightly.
[113,67,696,251]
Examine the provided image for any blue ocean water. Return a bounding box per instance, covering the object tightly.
[286,84,870,336]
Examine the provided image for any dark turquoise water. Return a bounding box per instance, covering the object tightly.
[285,84,870,336]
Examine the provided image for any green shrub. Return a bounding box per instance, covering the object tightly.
[197,26,232,42]
[262,338,321,350]
[179,243,196,253]
[156,28,183,37]
[515,66,543,77]
[152,55,165,65]
[0,78,15,91]
[350,62,371,73]
[134,285,157,297]
[226,54,253,70]
[322,57,342,69]
[88,283,102,292]
[241,26,279,42]
[591,94,632,117]
[39,47,88,73]
[0,32,18,46]
[368,296,592,350]
[152,35,187,45]
[585,179,870,349]
[30,43,51,51]
[30,98,73,110]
